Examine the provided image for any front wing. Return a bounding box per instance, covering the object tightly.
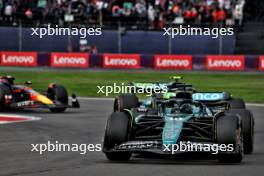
[103,140,238,155]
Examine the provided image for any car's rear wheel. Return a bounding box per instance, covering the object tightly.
[230,98,246,109]
[0,84,12,111]
[103,112,132,161]
[114,93,139,112]
[216,115,243,163]
[48,84,68,113]
[227,109,254,154]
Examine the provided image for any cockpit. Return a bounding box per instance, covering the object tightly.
[157,99,213,117]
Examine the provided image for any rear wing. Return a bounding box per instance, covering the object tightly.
[129,82,193,93]
[192,92,230,102]
[129,82,169,92]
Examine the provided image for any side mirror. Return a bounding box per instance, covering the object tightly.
[25,81,32,85]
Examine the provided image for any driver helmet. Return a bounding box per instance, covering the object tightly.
[180,103,193,114]
[0,75,15,85]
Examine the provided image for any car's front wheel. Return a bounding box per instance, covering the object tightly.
[103,112,132,161]
[216,114,243,163]
[227,109,254,154]
[47,84,68,113]
[0,84,12,111]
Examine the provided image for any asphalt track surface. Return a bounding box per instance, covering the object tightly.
[0,99,263,176]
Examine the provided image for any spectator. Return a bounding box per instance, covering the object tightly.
[3,0,14,21]
[234,0,245,26]
[148,4,155,27]
[91,45,97,54]
[135,0,146,18]
[112,5,121,17]
[0,0,246,28]
[0,0,3,18]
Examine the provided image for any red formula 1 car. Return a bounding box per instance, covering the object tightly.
[0,75,80,112]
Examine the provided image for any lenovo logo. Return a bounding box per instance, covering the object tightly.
[154,55,192,70]
[0,52,37,67]
[206,56,245,70]
[103,54,141,68]
[259,56,264,71]
[2,55,35,64]
[208,59,242,67]
[50,53,89,68]
[53,57,86,65]
[105,58,137,66]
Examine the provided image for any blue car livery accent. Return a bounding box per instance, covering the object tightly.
[192,93,224,101]
[162,114,193,145]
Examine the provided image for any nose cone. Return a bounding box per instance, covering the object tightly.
[37,95,53,105]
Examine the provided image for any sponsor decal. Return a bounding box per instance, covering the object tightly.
[118,141,159,150]
[206,55,245,71]
[192,93,224,101]
[103,54,141,69]
[154,55,192,70]
[259,56,264,71]
[16,100,35,107]
[0,52,37,67]
[50,52,89,68]
[0,114,41,124]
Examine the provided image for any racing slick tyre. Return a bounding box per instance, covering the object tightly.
[0,84,12,111]
[103,112,132,161]
[216,115,243,163]
[230,98,246,109]
[114,93,139,112]
[48,84,68,113]
[227,109,254,154]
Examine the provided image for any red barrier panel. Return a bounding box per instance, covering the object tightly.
[0,51,37,67]
[103,54,141,69]
[50,52,89,68]
[206,55,245,71]
[154,55,192,70]
[259,56,264,71]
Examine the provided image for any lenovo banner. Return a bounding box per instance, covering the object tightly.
[259,56,264,71]
[50,53,89,68]
[0,52,37,67]
[103,54,141,69]
[206,55,245,71]
[154,55,192,70]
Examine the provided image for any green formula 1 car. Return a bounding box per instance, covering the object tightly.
[103,92,254,163]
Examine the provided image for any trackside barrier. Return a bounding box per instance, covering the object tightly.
[0,52,263,71]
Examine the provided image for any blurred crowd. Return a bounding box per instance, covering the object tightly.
[0,0,245,27]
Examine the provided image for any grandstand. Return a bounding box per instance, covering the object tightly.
[0,0,251,28]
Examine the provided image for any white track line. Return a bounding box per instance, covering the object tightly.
[77,97,264,107]
[246,103,264,107]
